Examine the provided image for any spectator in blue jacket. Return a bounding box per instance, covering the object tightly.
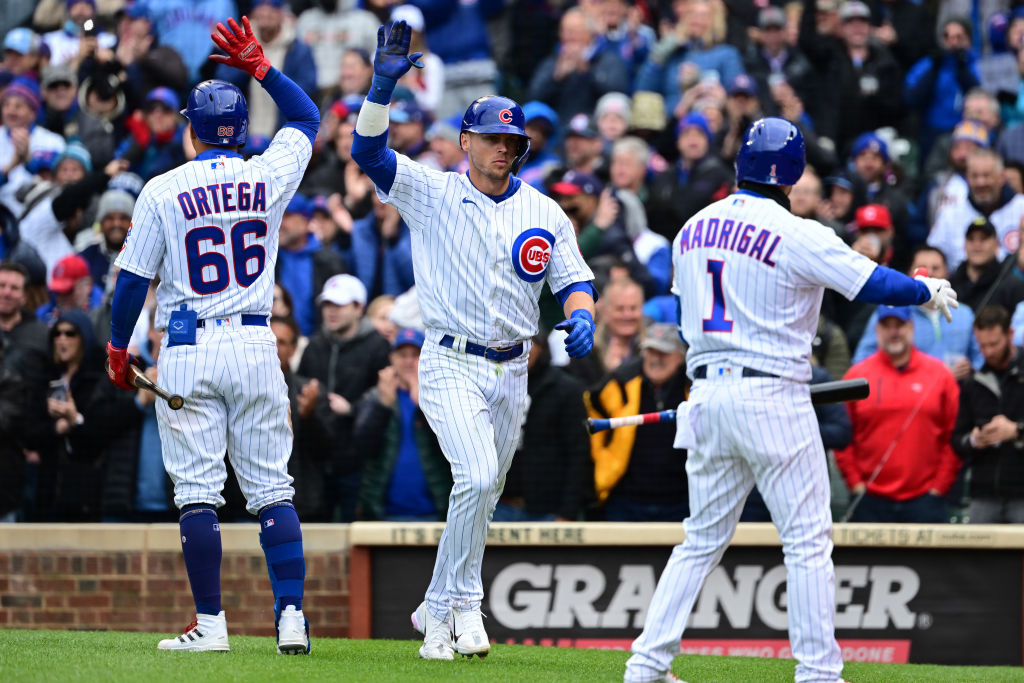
[214,0,317,138]
[905,17,981,164]
[519,101,561,190]
[346,194,415,300]
[634,0,744,114]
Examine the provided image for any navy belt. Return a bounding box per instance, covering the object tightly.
[197,314,267,328]
[439,334,524,362]
[693,365,779,379]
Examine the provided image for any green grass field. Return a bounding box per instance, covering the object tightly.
[2,630,1024,682]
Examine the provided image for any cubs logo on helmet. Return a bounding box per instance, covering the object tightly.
[511,228,555,283]
[498,109,513,124]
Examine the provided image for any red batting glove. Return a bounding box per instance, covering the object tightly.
[106,342,137,391]
[209,16,272,81]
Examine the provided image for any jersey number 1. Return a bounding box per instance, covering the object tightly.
[703,259,733,332]
[185,219,268,295]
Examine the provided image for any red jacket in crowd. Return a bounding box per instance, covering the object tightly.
[835,348,961,501]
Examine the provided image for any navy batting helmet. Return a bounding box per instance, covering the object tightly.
[180,80,249,147]
[461,95,531,174]
[735,117,805,186]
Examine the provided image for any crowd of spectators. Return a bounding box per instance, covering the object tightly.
[6,0,1024,524]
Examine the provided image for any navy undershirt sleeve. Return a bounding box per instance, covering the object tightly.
[260,68,320,146]
[853,266,930,305]
[109,269,150,348]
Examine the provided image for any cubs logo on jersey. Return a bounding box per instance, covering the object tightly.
[511,228,554,282]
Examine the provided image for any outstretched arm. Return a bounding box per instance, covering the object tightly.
[351,20,424,194]
[209,16,320,145]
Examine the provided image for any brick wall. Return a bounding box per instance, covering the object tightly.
[0,524,350,637]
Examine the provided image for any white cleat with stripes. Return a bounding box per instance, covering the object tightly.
[157,611,229,652]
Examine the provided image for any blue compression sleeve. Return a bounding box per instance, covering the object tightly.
[261,67,320,146]
[110,269,150,348]
[351,130,397,194]
[554,281,598,306]
[854,265,930,305]
[367,74,397,105]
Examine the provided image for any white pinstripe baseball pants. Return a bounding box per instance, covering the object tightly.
[417,334,529,617]
[156,319,295,514]
[626,372,842,683]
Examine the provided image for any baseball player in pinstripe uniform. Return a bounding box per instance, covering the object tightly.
[105,17,318,654]
[351,21,597,660]
[624,118,960,683]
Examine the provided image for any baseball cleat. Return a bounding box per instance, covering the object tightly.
[452,606,490,658]
[275,605,310,654]
[413,601,454,660]
[157,611,229,651]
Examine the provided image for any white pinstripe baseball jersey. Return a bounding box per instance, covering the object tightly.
[115,127,312,329]
[673,190,877,382]
[378,153,594,344]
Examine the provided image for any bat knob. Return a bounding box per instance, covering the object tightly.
[168,395,184,410]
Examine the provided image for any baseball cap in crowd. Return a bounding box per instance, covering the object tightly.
[854,204,893,231]
[951,119,991,147]
[676,112,712,141]
[49,254,90,294]
[824,169,857,193]
[317,274,367,307]
[42,63,76,89]
[595,92,632,125]
[312,194,330,215]
[639,323,687,354]
[727,74,757,97]
[391,4,425,31]
[965,215,997,238]
[631,91,667,131]
[2,76,41,112]
[851,131,889,162]
[817,0,840,11]
[566,113,599,138]
[145,86,180,112]
[877,306,912,323]
[285,193,314,219]
[551,169,603,196]
[25,148,58,175]
[839,1,871,22]
[53,141,93,173]
[4,27,39,55]
[758,6,787,28]
[108,171,144,198]
[392,327,425,350]
[97,189,135,221]
[250,0,284,7]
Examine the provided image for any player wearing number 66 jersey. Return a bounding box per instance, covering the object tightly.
[624,118,959,683]
[105,17,318,655]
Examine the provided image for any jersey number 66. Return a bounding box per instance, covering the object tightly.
[185,219,268,294]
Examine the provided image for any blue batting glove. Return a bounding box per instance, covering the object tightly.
[373,21,424,81]
[555,309,595,359]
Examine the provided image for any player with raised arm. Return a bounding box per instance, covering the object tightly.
[624,118,957,683]
[351,21,598,660]
[104,17,319,654]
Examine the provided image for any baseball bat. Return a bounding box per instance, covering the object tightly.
[585,378,869,434]
[126,364,184,410]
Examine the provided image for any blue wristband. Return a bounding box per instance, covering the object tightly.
[367,74,397,105]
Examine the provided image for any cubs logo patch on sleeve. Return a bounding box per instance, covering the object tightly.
[511,228,555,283]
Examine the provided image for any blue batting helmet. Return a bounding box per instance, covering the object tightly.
[461,95,531,174]
[735,117,805,186]
[180,80,248,147]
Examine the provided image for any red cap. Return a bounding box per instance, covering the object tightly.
[49,254,90,294]
[854,204,892,231]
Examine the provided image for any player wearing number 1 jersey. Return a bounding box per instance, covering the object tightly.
[105,17,318,654]
[624,118,959,683]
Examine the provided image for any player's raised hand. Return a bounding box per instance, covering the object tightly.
[373,20,424,81]
[209,16,271,81]
[913,268,959,323]
[555,309,595,359]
